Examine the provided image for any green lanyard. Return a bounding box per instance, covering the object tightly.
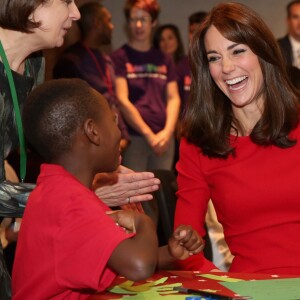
[0,41,27,182]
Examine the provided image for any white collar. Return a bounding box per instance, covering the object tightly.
[289,35,300,50]
[289,35,300,68]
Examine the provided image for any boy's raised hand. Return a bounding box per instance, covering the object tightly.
[168,225,204,260]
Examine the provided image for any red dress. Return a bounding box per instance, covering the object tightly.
[175,125,300,275]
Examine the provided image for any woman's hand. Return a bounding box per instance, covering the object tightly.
[93,165,160,207]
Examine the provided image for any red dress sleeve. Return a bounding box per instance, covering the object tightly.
[174,138,216,271]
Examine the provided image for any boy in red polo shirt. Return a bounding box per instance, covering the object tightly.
[12,78,203,299]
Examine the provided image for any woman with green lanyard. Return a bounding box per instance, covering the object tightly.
[0,1,160,298]
[0,1,80,298]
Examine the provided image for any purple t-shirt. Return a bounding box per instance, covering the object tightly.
[111,44,177,135]
[176,56,191,117]
[53,42,129,140]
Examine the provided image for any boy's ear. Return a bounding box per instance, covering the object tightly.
[83,118,101,146]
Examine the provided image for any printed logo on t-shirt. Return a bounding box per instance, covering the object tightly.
[126,63,167,80]
[184,75,191,91]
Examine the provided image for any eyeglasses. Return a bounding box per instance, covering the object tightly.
[129,16,152,25]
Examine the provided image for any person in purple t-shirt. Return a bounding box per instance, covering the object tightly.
[53,2,129,151]
[153,24,190,118]
[111,0,180,175]
[153,23,192,172]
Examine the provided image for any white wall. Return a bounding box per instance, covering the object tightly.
[103,0,290,52]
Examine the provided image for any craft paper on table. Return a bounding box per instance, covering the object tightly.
[108,277,203,299]
[199,274,244,283]
[220,277,300,300]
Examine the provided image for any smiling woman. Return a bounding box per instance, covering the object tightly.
[174,2,300,276]
[185,1,299,155]
[204,25,264,131]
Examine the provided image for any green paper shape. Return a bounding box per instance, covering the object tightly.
[108,285,137,295]
[108,276,212,299]
[110,277,168,294]
[147,277,169,285]
[109,277,186,299]
[220,277,300,300]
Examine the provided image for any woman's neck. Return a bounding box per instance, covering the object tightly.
[0,28,35,74]
[231,99,264,136]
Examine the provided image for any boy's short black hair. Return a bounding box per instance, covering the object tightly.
[23,78,101,162]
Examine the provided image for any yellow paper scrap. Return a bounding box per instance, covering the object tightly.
[198,273,243,282]
[109,277,170,294]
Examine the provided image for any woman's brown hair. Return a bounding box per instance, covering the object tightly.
[184,2,300,158]
[0,0,47,33]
